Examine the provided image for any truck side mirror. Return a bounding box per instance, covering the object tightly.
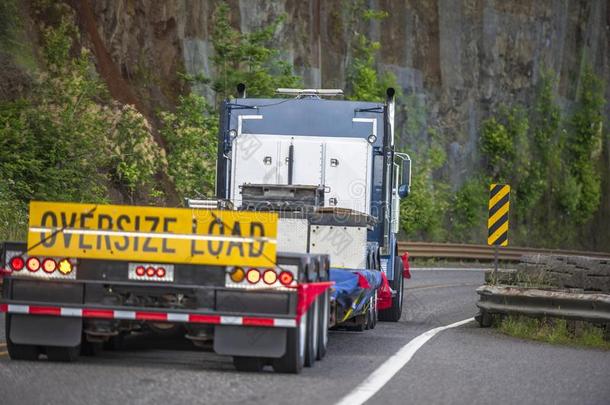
[398,158,411,198]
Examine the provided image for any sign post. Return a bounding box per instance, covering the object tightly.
[487,184,510,283]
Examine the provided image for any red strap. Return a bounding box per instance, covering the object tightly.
[401,252,411,279]
[377,272,393,310]
[357,272,371,288]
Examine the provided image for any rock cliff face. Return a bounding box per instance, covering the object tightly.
[76,0,609,245]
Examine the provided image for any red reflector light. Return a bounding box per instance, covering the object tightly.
[263,269,277,285]
[9,256,25,271]
[26,257,41,272]
[246,268,261,284]
[156,267,166,278]
[42,258,57,273]
[146,267,155,277]
[135,266,145,276]
[279,271,294,286]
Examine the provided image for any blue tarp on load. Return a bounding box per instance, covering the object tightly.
[329,268,382,313]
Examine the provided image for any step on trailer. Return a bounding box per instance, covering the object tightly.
[1,87,411,373]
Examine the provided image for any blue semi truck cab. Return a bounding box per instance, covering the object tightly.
[215,87,411,323]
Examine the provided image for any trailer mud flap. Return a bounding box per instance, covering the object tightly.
[9,314,82,347]
[214,325,286,358]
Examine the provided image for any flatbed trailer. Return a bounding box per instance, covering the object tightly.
[1,87,411,373]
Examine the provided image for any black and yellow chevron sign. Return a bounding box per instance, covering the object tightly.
[487,184,510,246]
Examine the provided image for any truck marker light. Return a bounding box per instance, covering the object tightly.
[135,265,146,276]
[58,259,73,275]
[42,258,57,273]
[246,268,261,284]
[26,257,41,272]
[279,271,294,286]
[230,267,245,282]
[156,267,166,278]
[146,266,156,277]
[263,269,277,285]
[9,256,25,271]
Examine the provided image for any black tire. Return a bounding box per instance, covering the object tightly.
[5,315,39,361]
[371,291,378,329]
[349,315,366,332]
[316,290,329,361]
[46,345,80,362]
[272,311,306,374]
[304,302,317,367]
[367,293,377,330]
[81,340,103,356]
[378,257,404,322]
[233,356,265,372]
[104,333,124,350]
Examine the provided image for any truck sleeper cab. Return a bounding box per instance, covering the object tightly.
[216,87,411,324]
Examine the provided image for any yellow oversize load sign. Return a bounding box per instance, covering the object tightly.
[27,201,277,266]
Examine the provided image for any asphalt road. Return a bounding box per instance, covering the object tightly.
[1,269,609,405]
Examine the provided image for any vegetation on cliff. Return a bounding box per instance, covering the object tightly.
[0,1,607,251]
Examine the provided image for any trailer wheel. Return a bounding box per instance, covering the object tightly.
[304,302,317,367]
[233,356,265,372]
[81,340,103,356]
[316,290,329,360]
[378,257,404,322]
[272,312,306,374]
[367,292,377,330]
[46,345,80,362]
[5,315,39,361]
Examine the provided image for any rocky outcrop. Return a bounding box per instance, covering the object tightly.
[74,0,610,247]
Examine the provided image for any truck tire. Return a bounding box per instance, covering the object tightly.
[46,345,80,362]
[378,256,404,322]
[272,311,306,374]
[233,356,265,372]
[304,302,317,367]
[5,315,39,361]
[81,340,103,356]
[367,292,377,330]
[316,290,329,360]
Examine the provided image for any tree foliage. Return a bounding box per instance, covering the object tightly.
[344,0,398,102]
[211,2,301,102]
[160,94,218,199]
[0,8,166,239]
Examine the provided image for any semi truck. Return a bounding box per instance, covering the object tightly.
[0,87,411,373]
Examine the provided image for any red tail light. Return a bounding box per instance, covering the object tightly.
[9,256,25,271]
[135,265,146,276]
[146,267,156,277]
[279,271,294,286]
[156,267,166,278]
[26,257,41,272]
[246,268,261,284]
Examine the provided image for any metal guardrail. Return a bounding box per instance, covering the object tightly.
[398,241,610,261]
[476,285,610,324]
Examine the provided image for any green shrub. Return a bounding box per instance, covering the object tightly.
[160,94,218,199]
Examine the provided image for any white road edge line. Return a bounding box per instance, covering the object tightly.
[336,317,474,405]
